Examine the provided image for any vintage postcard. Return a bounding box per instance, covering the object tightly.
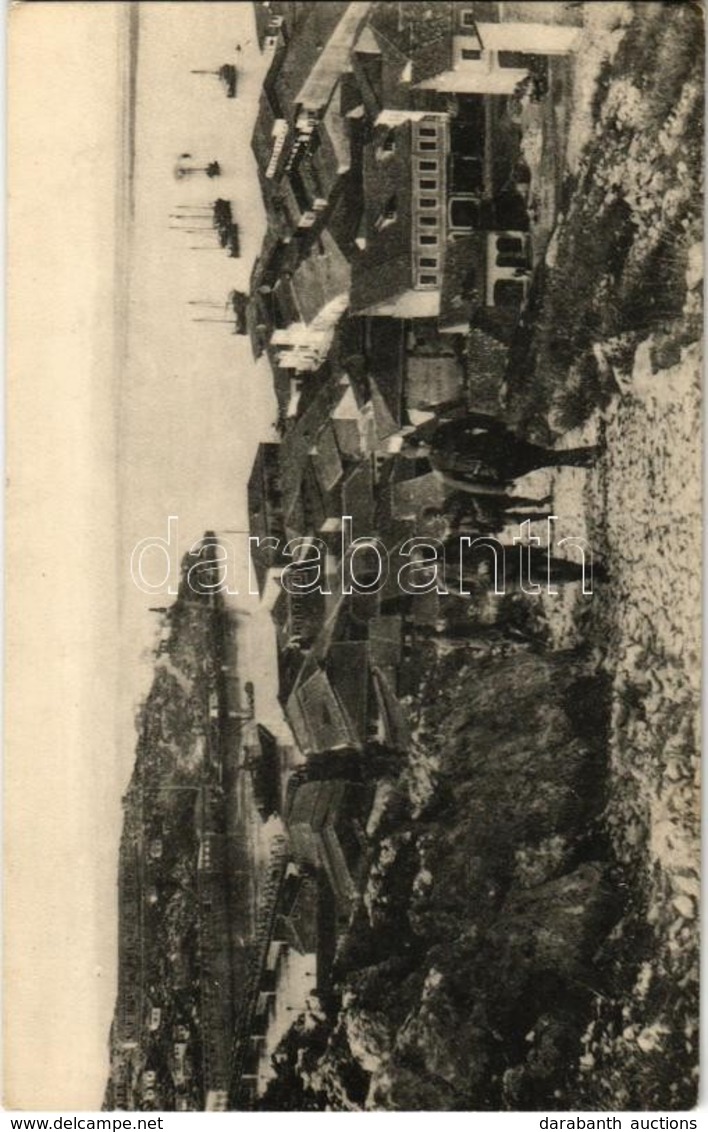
[6,0,703,1116]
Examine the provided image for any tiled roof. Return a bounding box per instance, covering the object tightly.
[342,458,375,538]
[327,641,370,744]
[289,669,360,753]
[318,823,360,910]
[296,1,373,112]
[407,34,453,85]
[311,421,344,493]
[301,458,329,532]
[279,381,344,528]
[272,277,302,330]
[325,156,367,260]
[287,821,320,868]
[278,874,319,954]
[350,121,414,312]
[272,3,351,113]
[251,86,279,173]
[352,18,448,114]
[322,92,352,176]
[297,137,340,209]
[367,317,404,425]
[290,230,351,325]
[250,233,291,294]
[369,379,400,440]
[406,353,464,409]
[340,70,365,117]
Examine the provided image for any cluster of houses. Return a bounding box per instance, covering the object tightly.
[245,0,586,753]
[111,3,588,1111]
[247,0,581,410]
[236,0,586,1100]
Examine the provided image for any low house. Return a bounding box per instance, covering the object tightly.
[276,870,319,954]
[270,233,351,372]
[248,442,286,598]
[331,378,364,459]
[356,2,581,102]
[412,2,582,96]
[284,777,373,915]
[286,667,360,756]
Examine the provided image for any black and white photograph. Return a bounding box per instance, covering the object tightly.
[6,0,703,1116]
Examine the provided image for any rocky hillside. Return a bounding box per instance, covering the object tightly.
[261,645,621,1110]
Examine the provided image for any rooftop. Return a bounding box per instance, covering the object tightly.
[290,230,351,326]
[365,1,454,86]
[350,121,414,313]
[271,3,351,119]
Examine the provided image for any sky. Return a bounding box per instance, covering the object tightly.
[7,1,280,1109]
[118,2,277,758]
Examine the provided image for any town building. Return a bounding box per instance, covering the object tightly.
[276,869,319,954]
[248,442,287,598]
[284,776,374,916]
[350,108,531,325]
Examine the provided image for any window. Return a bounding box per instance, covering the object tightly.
[420,234,438,245]
[497,254,527,269]
[497,236,524,255]
[461,48,482,60]
[496,235,526,269]
[419,126,437,137]
[419,215,437,227]
[420,140,437,151]
[375,193,398,230]
[419,160,437,172]
[419,179,437,190]
[461,9,475,26]
[420,256,438,268]
[493,279,525,308]
[377,131,396,158]
[418,273,439,286]
[419,198,437,209]
[499,50,532,68]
